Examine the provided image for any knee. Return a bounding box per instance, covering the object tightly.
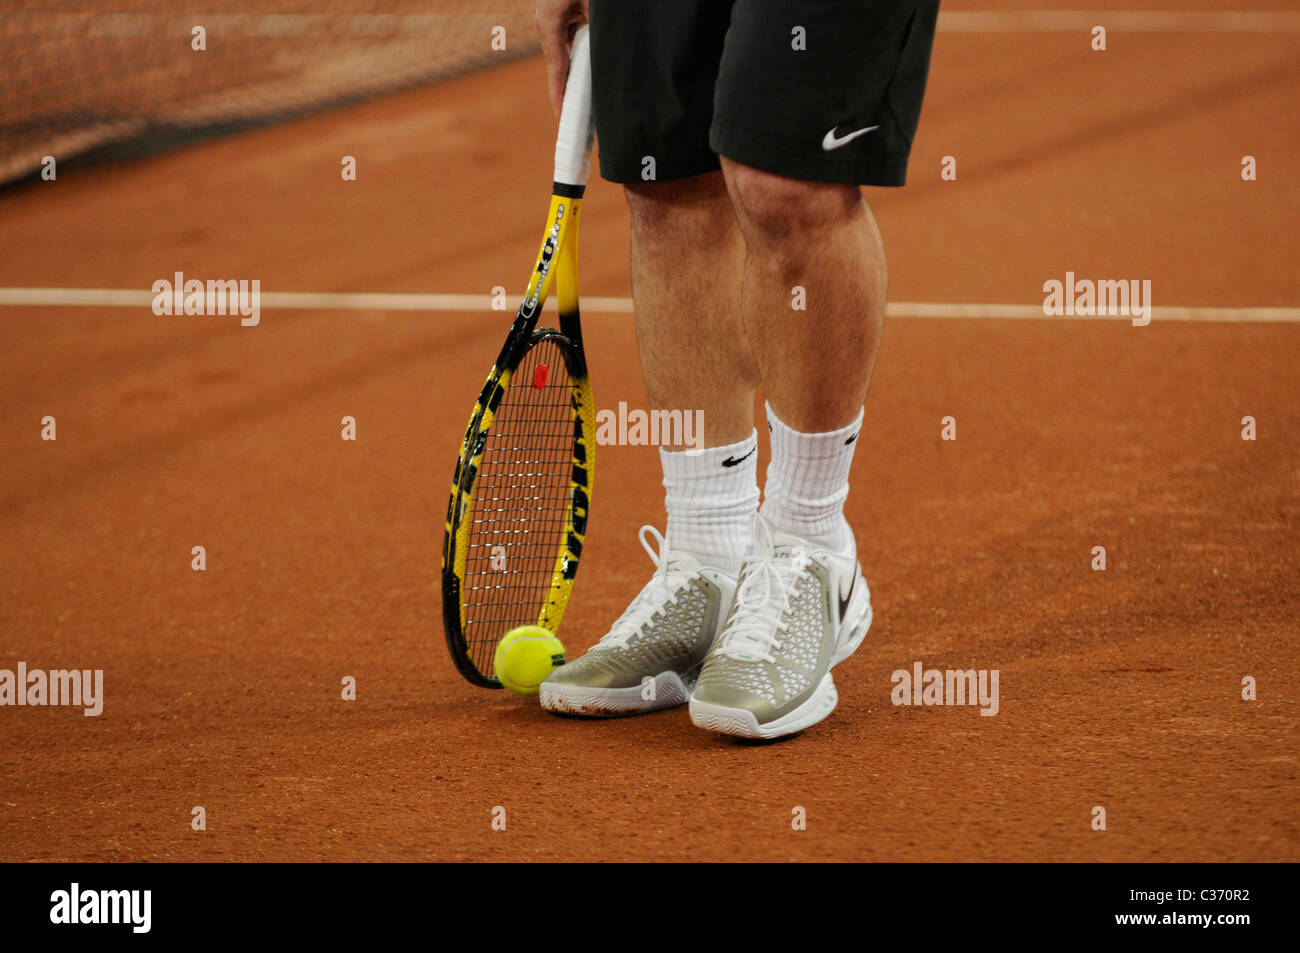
[723,158,861,242]
[624,173,736,249]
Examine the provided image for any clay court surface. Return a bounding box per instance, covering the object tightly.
[1,5,1297,861]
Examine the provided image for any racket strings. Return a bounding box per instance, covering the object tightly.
[462,338,575,674]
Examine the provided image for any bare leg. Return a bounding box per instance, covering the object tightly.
[625,171,757,450]
[720,157,886,433]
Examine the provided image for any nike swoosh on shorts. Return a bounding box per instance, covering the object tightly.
[821,125,879,151]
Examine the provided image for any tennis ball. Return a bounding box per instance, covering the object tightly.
[494,626,566,696]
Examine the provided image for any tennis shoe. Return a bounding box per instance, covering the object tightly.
[689,513,872,739]
[540,525,736,716]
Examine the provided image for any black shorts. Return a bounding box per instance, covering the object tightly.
[588,0,940,187]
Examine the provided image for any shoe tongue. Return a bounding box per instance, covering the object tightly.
[723,634,765,662]
[749,529,808,562]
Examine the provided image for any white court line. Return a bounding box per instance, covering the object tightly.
[938,11,1300,32]
[0,287,1296,323]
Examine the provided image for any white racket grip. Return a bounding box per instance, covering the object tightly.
[553,24,595,189]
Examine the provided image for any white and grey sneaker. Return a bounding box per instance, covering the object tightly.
[689,514,872,739]
[540,525,737,716]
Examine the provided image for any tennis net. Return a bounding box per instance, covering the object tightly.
[0,2,539,185]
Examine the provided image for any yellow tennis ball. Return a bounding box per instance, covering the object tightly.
[494,626,566,696]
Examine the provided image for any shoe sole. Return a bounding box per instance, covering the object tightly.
[539,671,690,717]
[689,590,872,740]
[690,672,839,740]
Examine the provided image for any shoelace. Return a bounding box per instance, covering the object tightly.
[599,525,701,650]
[715,518,811,664]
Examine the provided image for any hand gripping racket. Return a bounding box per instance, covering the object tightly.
[441,26,597,688]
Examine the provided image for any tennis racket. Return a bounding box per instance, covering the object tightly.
[441,25,597,688]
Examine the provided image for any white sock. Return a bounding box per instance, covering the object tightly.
[660,430,759,574]
[762,402,862,554]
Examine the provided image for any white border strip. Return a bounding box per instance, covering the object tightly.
[0,287,1296,322]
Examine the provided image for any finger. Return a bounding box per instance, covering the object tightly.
[537,27,570,118]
